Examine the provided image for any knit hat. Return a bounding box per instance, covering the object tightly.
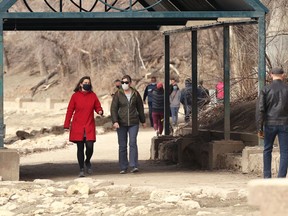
[157,82,163,89]
[271,67,284,74]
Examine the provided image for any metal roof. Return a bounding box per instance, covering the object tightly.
[0,0,268,31]
[138,0,268,12]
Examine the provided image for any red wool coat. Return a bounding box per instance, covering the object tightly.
[64,91,103,142]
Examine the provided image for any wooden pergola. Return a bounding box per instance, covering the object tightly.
[0,0,268,147]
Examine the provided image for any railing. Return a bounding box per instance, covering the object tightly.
[20,0,164,12]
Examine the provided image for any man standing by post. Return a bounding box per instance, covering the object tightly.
[258,67,288,178]
[143,76,157,127]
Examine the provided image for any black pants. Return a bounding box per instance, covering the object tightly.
[76,139,94,169]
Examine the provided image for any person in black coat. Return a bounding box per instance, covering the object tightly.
[152,82,164,136]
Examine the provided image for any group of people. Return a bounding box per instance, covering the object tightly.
[143,76,211,135]
[143,76,165,136]
[63,75,212,177]
[63,66,288,180]
[64,75,145,177]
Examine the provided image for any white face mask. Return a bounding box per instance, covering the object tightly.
[122,83,129,90]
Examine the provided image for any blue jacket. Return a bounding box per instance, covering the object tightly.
[143,83,157,103]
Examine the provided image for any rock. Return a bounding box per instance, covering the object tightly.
[50,201,70,213]
[34,209,45,215]
[4,136,19,145]
[158,140,178,162]
[16,130,32,139]
[67,183,90,195]
[196,211,212,215]
[164,195,181,203]
[33,179,54,184]
[177,200,201,210]
[50,126,64,135]
[94,191,109,198]
[0,210,15,216]
[40,128,50,134]
[124,206,149,216]
[131,186,155,194]
[159,202,176,209]
[0,197,9,206]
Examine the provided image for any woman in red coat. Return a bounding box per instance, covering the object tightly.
[64,76,103,177]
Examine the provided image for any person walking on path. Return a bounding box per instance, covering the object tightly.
[64,76,103,177]
[110,75,146,174]
[198,80,210,109]
[170,83,181,126]
[152,82,165,136]
[143,76,157,127]
[180,78,193,123]
[257,67,288,178]
[111,79,122,97]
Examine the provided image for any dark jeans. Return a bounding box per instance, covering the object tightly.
[183,105,192,123]
[263,125,288,178]
[117,124,139,171]
[76,139,94,169]
[152,112,164,134]
[148,102,153,127]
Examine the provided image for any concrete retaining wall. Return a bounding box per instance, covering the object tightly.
[5,98,67,111]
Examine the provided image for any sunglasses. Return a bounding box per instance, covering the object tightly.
[121,81,130,84]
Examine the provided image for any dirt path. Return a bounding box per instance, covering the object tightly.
[0,110,263,216]
[20,128,259,189]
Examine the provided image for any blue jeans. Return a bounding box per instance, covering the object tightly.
[263,125,288,178]
[117,124,139,171]
[170,106,179,125]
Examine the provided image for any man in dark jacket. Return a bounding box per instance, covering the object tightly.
[198,80,210,108]
[180,78,193,123]
[258,67,288,178]
[143,76,157,127]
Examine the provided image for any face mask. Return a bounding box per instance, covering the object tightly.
[151,82,156,85]
[116,85,121,89]
[82,84,92,91]
[122,83,129,90]
[173,86,178,90]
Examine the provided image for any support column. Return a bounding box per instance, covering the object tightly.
[191,30,198,136]
[164,34,170,135]
[258,15,266,146]
[258,15,266,92]
[223,25,230,140]
[0,18,4,148]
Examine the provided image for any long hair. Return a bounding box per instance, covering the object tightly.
[73,76,93,92]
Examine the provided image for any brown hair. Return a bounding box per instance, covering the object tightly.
[122,75,132,83]
[73,76,93,92]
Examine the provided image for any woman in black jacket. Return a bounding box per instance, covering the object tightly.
[110,75,146,174]
[152,82,164,136]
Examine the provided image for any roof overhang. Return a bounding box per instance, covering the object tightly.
[0,0,268,31]
[1,10,266,31]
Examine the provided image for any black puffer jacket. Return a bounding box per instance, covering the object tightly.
[110,88,145,126]
[152,88,164,113]
[258,79,288,130]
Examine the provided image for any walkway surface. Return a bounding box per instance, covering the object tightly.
[10,128,262,216]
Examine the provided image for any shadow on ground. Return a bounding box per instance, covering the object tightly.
[20,160,199,181]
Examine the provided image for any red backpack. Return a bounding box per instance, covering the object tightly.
[216,82,224,100]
